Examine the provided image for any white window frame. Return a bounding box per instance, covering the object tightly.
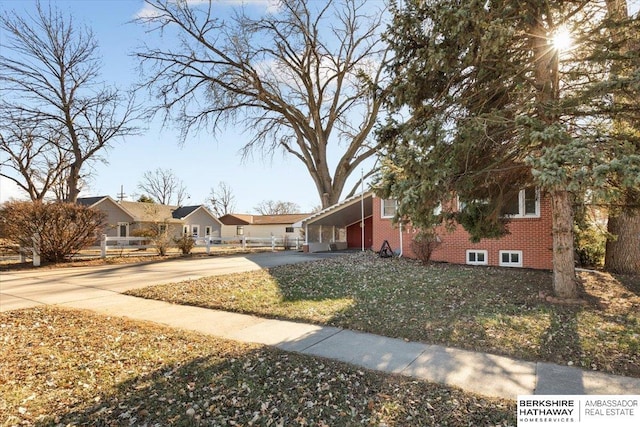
[502,188,540,218]
[183,225,189,235]
[466,250,488,266]
[205,226,212,237]
[381,199,397,218]
[499,250,523,267]
[191,224,200,237]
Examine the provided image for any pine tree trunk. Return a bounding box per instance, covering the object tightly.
[605,210,640,274]
[602,0,639,275]
[551,189,578,298]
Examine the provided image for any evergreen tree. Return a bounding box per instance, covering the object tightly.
[377,0,640,297]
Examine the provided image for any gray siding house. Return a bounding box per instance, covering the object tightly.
[77,196,222,240]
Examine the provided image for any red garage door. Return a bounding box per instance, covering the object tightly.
[346,217,372,250]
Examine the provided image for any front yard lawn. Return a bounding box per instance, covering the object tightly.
[127,252,640,378]
[0,307,515,426]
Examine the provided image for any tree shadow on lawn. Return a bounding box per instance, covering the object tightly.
[614,273,640,297]
[267,258,639,377]
[126,254,639,377]
[37,347,515,427]
[536,273,640,378]
[3,307,518,427]
[266,258,555,357]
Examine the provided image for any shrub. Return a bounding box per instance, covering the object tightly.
[410,228,441,265]
[174,234,195,255]
[131,224,172,256]
[0,200,106,263]
[574,223,606,268]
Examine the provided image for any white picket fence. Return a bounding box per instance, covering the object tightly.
[99,235,302,258]
[15,234,303,266]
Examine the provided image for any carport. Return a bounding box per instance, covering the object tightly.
[294,192,373,252]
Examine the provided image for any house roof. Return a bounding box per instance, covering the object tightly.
[219,213,310,226]
[294,191,374,228]
[219,214,253,226]
[77,196,107,207]
[117,200,182,223]
[172,205,201,219]
[252,213,310,225]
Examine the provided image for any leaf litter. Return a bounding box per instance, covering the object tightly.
[1,306,515,426]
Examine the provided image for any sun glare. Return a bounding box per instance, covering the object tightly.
[551,26,573,51]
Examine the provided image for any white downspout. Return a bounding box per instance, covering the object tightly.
[399,222,404,257]
[361,173,365,252]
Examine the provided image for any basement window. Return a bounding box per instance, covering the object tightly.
[499,250,523,267]
[466,250,488,266]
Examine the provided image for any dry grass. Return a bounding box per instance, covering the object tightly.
[0,307,515,426]
[128,252,640,378]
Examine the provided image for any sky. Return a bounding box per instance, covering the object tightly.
[0,0,376,213]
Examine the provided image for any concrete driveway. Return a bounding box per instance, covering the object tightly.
[0,251,346,312]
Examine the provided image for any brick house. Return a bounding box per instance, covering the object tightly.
[297,190,553,270]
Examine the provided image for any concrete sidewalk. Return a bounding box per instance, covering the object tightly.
[56,293,640,400]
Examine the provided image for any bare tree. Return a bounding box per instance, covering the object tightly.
[254,200,301,215]
[207,181,236,217]
[0,110,70,201]
[136,0,388,208]
[0,1,140,202]
[137,168,189,205]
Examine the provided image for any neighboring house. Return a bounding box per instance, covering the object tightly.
[77,196,223,240]
[296,190,554,270]
[218,213,309,241]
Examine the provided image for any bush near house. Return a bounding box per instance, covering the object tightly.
[174,233,196,255]
[410,228,441,264]
[0,200,106,263]
[131,224,173,256]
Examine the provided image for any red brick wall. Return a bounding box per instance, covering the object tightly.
[371,195,553,270]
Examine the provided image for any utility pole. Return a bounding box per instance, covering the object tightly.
[116,185,126,201]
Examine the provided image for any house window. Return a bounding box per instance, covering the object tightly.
[381,199,397,218]
[523,187,538,215]
[205,226,212,236]
[285,226,294,233]
[457,198,488,213]
[117,222,129,237]
[499,250,523,267]
[466,250,488,266]
[501,187,539,218]
[236,226,244,236]
[183,225,189,235]
[191,225,199,237]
